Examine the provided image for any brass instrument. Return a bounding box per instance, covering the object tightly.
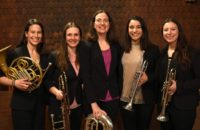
[0,45,51,93]
[157,59,176,122]
[85,114,113,130]
[50,72,71,130]
[124,60,148,111]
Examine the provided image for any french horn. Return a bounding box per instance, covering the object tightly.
[85,114,113,130]
[0,45,51,93]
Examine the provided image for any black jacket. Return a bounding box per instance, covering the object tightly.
[138,44,160,104]
[81,41,123,103]
[45,43,84,107]
[2,44,50,110]
[156,46,200,110]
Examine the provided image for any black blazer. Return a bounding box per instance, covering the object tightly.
[45,44,83,107]
[139,44,160,104]
[156,46,200,110]
[4,44,49,110]
[81,41,123,103]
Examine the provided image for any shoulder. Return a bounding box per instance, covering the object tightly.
[188,46,200,59]
[147,43,159,50]
[145,43,160,55]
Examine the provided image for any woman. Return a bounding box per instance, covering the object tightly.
[84,9,123,124]
[156,18,200,130]
[46,22,83,130]
[0,18,49,130]
[120,16,160,130]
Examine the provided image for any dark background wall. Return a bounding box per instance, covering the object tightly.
[0,0,200,50]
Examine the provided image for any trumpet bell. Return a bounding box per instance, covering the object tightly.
[123,102,133,111]
[156,115,168,122]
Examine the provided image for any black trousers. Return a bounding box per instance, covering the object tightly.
[12,104,45,130]
[69,106,83,130]
[160,105,196,130]
[48,105,83,130]
[120,101,154,130]
[98,99,120,123]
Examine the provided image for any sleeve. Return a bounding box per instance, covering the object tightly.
[43,52,57,91]
[79,41,98,103]
[145,45,160,85]
[176,50,200,94]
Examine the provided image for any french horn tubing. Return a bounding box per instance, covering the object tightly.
[0,45,51,93]
[85,114,113,130]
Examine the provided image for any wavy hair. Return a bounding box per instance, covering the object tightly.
[56,22,81,71]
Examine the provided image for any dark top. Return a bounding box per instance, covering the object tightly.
[137,44,160,104]
[0,44,50,110]
[81,41,123,103]
[45,44,83,107]
[156,46,200,110]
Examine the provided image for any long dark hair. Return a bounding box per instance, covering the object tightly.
[56,22,82,71]
[162,18,190,69]
[18,18,45,54]
[85,9,117,44]
[122,16,151,53]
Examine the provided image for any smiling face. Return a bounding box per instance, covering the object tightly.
[128,19,143,43]
[25,24,42,47]
[65,26,80,49]
[94,12,110,35]
[163,21,179,45]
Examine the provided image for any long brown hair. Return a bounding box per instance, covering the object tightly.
[162,18,191,69]
[56,22,82,71]
[85,9,117,44]
[122,16,152,53]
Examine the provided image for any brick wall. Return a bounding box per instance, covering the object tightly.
[0,0,200,50]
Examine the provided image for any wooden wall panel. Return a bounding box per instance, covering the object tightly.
[0,0,200,50]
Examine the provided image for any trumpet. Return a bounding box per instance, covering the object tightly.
[85,114,113,130]
[157,59,176,122]
[50,72,71,130]
[124,60,148,111]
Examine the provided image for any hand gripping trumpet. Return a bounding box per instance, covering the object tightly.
[124,60,148,111]
[0,45,51,93]
[50,72,71,130]
[157,59,176,122]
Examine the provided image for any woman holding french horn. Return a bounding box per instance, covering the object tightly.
[155,18,200,130]
[120,16,160,130]
[0,19,51,130]
[45,22,84,130]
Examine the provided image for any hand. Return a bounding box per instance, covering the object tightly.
[168,80,177,95]
[138,72,148,87]
[91,103,107,119]
[55,90,64,100]
[14,78,32,91]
